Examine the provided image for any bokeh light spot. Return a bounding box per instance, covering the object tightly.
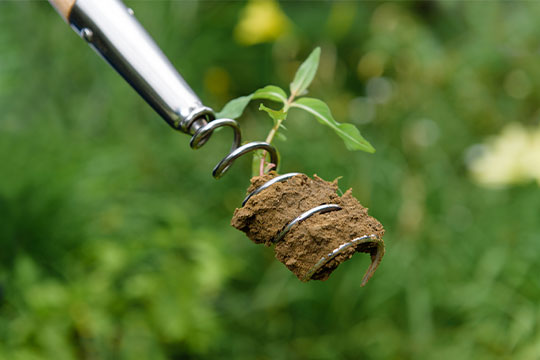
[234,0,291,46]
[357,51,387,79]
[204,67,231,98]
[367,77,393,104]
[348,97,376,125]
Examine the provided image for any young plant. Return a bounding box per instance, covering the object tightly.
[216,47,375,176]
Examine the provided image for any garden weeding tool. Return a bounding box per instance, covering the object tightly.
[49,0,278,179]
[48,0,384,284]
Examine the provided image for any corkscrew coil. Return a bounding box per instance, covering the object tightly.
[240,173,382,282]
[188,116,278,179]
[194,117,384,284]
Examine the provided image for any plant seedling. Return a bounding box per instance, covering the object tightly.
[217,47,375,176]
[222,48,386,285]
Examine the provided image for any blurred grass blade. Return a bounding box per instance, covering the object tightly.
[289,47,320,97]
[291,97,375,153]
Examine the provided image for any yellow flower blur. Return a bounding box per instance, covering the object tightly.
[469,123,540,187]
[234,0,291,46]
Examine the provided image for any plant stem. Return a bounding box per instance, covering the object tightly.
[258,95,295,176]
[265,94,295,144]
[264,118,284,144]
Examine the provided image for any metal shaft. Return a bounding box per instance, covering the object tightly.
[68,0,213,133]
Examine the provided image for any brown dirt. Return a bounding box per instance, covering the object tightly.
[231,173,385,285]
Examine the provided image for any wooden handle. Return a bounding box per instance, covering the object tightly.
[48,0,77,21]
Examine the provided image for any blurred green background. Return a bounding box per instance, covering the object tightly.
[1,0,540,359]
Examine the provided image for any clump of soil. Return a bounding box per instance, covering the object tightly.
[231,173,385,285]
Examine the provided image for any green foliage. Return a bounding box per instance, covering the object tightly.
[259,104,285,123]
[289,47,320,97]
[218,46,374,176]
[2,1,540,360]
[215,95,252,119]
[215,85,287,119]
[291,97,375,153]
[253,85,288,104]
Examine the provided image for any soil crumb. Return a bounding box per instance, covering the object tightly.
[231,173,385,285]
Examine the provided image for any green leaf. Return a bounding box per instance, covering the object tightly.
[259,104,286,124]
[216,85,287,119]
[291,97,375,153]
[275,132,287,142]
[215,95,252,119]
[253,85,288,104]
[290,47,321,97]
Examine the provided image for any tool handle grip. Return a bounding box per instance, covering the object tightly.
[48,0,77,21]
[46,0,213,134]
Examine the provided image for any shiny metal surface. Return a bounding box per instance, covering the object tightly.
[190,118,241,150]
[273,204,342,243]
[240,174,342,241]
[239,175,383,284]
[65,0,279,180]
[302,234,384,286]
[212,141,278,179]
[69,0,212,133]
[242,172,301,206]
